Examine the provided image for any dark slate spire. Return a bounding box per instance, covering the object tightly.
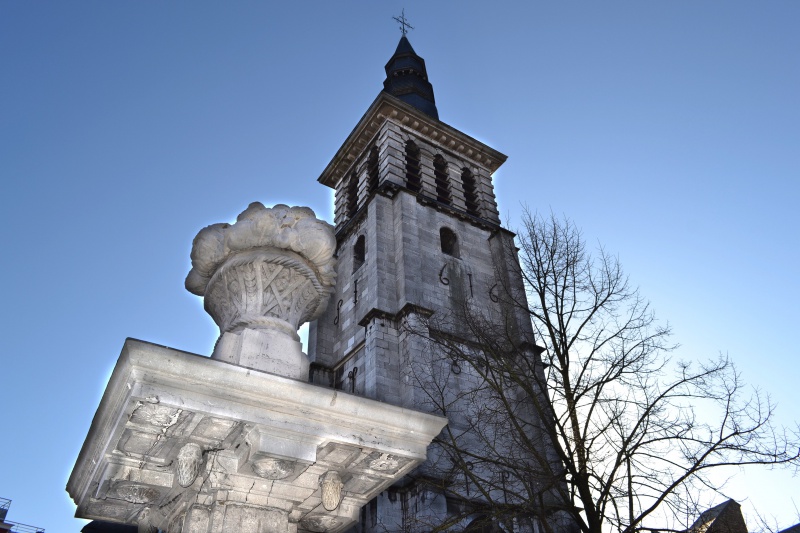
[383,36,439,120]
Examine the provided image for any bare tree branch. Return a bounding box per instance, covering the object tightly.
[407,211,800,533]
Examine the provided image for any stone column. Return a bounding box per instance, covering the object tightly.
[185,203,337,380]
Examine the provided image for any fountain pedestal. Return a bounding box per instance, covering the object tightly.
[68,339,445,532]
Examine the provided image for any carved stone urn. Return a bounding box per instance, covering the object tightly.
[185,202,336,379]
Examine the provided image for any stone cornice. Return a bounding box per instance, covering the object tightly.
[318,92,508,189]
[68,338,448,520]
[357,303,436,328]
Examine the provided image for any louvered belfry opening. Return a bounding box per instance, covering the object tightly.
[405,140,422,192]
[461,167,480,217]
[433,154,451,205]
[367,146,380,193]
[346,171,359,219]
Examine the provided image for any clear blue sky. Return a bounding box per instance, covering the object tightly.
[1,2,798,531]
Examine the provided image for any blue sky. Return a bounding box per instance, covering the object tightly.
[1,2,798,531]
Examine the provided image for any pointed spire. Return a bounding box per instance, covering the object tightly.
[394,34,415,55]
[382,35,439,120]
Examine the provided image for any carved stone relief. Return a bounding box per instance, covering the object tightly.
[368,453,400,472]
[203,254,324,335]
[319,471,344,511]
[85,501,130,520]
[67,281,447,533]
[112,482,160,504]
[251,458,294,480]
[186,203,337,335]
[301,515,343,532]
[130,402,184,430]
[176,443,204,487]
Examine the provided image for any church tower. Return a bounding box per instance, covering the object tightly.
[309,34,560,531]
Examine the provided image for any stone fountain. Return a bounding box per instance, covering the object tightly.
[67,203,446,533]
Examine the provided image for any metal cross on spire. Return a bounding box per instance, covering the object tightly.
[393,9,414,36]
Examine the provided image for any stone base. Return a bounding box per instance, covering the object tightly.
[212,328,309,380]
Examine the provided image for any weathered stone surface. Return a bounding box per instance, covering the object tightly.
[176,443,203,488]
[319,471,344,511]
[251,458,294,480]
[186,203,336,295]
[68,339,447,533]
[220,505,288,533]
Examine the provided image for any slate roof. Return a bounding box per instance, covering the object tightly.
[382,35,439,120]
[689,499,748,533]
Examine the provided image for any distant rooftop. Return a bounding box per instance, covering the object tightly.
[0,497,44,533]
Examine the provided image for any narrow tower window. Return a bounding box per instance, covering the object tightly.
[405,140,422,192]
[434,154,451,205]
[461,168,480,217]
[353,235,366,273]
[440,227,459,257]
[368,146,380,193]
[346,171,359,219]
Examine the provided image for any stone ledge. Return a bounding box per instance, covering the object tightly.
[68,338,447,532]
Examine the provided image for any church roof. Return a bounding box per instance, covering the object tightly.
[393,34,416,55]
[383,35,439,119]
[688,500,747,533]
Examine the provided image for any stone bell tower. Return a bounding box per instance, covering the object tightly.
[308,35,556,531]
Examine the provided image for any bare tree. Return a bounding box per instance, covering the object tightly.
[410,211,800,533]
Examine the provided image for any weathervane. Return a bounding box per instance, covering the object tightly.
[393,9,414,36]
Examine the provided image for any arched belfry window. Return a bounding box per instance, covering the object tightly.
[461,168,480,217]
[367,146,380,193]
[346,171,359,219]
[353,235,366,273]
[405,140,422,192]
[434,154,451,205]
[440,227,459,257]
